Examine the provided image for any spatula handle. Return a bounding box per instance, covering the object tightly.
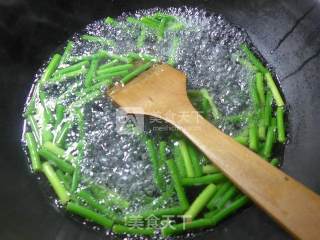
[165,103,320,240]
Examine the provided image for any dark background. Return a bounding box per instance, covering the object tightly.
[0,0,319,239]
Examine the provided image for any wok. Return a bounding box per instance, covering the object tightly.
[0,0,319,239]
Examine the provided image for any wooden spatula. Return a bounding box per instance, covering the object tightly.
[108,63,320,239]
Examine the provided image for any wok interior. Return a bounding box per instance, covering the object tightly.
[0,0,320,240]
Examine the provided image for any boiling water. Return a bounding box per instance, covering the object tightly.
[23,6,258,237]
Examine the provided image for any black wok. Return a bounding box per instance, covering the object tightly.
[0,0,320,239]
